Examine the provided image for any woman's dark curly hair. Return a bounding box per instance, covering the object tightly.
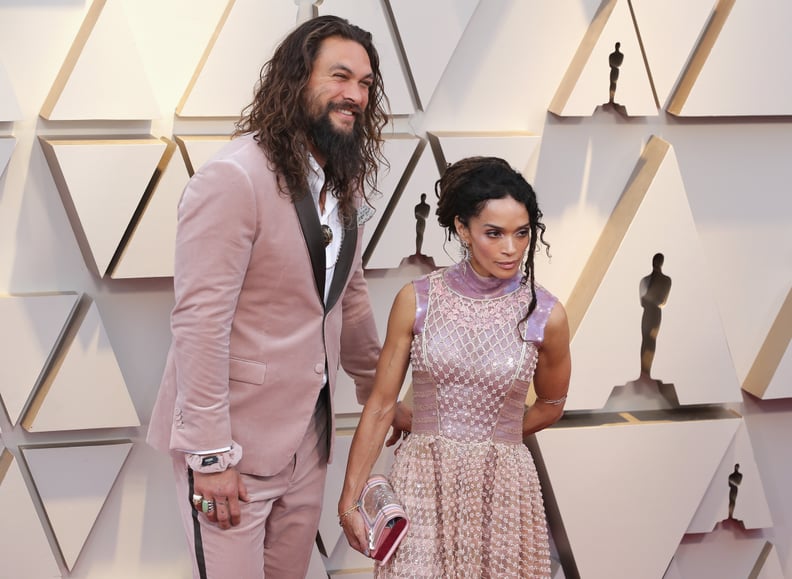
[234,15,389,222]
[435,156,550,326]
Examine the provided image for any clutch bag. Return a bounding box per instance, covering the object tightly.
[358,474,410,565]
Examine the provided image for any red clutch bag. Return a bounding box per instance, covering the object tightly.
[358,475,410,565]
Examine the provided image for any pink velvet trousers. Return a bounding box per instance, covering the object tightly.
[171,406,329,578]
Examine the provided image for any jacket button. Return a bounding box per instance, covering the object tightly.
[314,363,324,374]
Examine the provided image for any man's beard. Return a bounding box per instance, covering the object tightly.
[307,103,365,182]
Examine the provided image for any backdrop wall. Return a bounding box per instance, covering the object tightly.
[0,1,790,578]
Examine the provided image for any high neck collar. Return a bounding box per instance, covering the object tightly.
[443,261,522,299]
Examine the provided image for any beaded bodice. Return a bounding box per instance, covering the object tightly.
[410,262,557,444]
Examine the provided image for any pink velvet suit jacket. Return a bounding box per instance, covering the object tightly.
[147,134,380,477]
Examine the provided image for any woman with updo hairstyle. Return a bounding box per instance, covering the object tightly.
[436,155,550,327]
[339,156,571,578]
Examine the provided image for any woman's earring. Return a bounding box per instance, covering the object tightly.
[460,240,470,262]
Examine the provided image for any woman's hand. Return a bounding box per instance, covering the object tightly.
[340,509,370,557]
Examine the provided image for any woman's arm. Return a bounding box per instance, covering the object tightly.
[338,282,416,555]
[523,301,572,436]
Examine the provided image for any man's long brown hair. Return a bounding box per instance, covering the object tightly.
[234,15,389,222]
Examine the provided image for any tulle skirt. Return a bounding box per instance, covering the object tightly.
[375,434,551,579]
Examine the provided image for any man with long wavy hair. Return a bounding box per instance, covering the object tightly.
[148,15,409,578]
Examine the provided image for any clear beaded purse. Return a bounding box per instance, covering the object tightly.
[358,475,410,565]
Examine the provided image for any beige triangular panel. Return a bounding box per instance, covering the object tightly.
[549,0,657,117]
[0,137,16,178]
[667,535,783,579]
[23,301,140,432]
[112,139,190,279]
[566,136,741,410]
[688,420,773,532]
[319,432,364,570]
[0,292,80,426]
[40,0,159,120]
[320,431,396,572]
[629,142,740,404]
[665,0,734,115]
[307,541,328,577]
[550,561,566,579]
[743,287,792,400]
[333,266,422,415]
[23,442,133,570]
[0,450,61,577]
[537,415,740,579]
[332,374,362,418]
[388,0,479,109]
[39,137,167,276]
[629,0,717,108]
[362,134,421,258]
[174,135,232,176]
[0,61,22,121]
[669,0,792,116]
[755,545,786,579]
[177,0,296,117]
[664,560,684,579]
[429,131,541,179]
[762,339,792,400]
[550,554,566,579]
[319,0,415,115]
[365,144,451,269]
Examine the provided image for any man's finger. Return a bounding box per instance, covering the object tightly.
[215,497,231,529]
[238,476,250,503]
[228,495,242,526]
[202,497,217,522]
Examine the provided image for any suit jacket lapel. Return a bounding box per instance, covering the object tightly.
[293,191,326,302]
[326,220,357,311]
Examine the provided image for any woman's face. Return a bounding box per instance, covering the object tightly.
[456,196,531,279]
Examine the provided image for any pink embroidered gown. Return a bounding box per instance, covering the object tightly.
[376,262,556,579]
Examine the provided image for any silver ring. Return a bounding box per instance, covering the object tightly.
[201,499,215,513]
[192,494,203,509]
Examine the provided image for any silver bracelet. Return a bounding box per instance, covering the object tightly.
[338,503,359,527]
[536,394,567,406]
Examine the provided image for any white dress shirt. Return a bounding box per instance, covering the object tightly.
[307,154,343,304]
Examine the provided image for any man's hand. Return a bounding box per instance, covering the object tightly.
[193,468,249,529]
[385,401,413,447]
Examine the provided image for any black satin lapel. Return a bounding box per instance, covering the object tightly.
[326,221,357,311]
[294,191,326,302]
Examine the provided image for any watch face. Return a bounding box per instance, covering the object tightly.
[201,455,219,467]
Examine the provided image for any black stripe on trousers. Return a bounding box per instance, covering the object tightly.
[188,468,208,579]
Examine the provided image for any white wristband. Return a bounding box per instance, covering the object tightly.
[185,443,243,473]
